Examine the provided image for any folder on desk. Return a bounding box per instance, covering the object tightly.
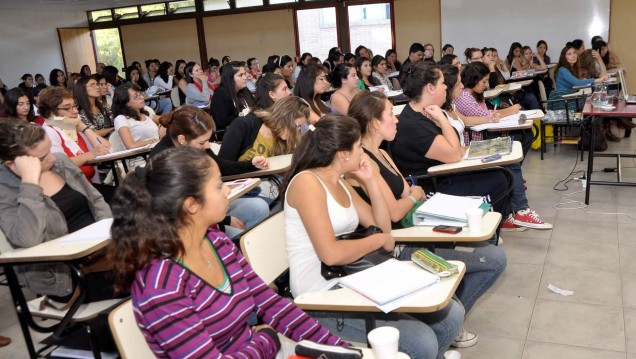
[465,136,512,159]
[338,259,439,307]
[414,193,490,225]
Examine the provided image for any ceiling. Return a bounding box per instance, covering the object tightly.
[0,0,171,11]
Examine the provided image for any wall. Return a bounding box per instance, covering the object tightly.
[393,0,441,63]
[609,0,636,91]
[0,8,88,88]
[203,9,296,63]
[120,18,200,67]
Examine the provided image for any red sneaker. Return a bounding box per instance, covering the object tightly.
[513,209,553,229]
[501,215,528,231]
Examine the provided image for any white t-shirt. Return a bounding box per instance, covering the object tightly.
[284,171,359,297]
[113,113,159,146]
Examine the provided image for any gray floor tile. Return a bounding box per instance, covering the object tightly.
[620,245,636,274]
[464,293,535,340]
[456,334,524,359]
[624,308,636,353]
[522,341,626,359]
[546,241,620,272]
[528,299,625,352]
[488,262,543,298]
[501,236,549,265]
[623,276,636,309]
[550,217,618,245]
[537,264,622,306]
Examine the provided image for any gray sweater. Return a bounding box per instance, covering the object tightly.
[0,154,112,297]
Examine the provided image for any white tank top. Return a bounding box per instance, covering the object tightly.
[284,171,359,297]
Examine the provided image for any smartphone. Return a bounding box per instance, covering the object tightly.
[432,225,463,234]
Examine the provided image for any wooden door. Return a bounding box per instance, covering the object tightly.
[57,28,97,75]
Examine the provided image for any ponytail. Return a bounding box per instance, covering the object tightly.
[109,148,214,293]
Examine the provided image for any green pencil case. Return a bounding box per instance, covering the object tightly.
[411,249,458,277]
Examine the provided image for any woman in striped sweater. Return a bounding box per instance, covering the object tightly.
[109,147,347,358]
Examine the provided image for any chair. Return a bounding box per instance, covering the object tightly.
[108,300,155,359]
[170,87,181,108]
[0,228,126,358]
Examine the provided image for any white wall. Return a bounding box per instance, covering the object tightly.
[0,8,88,88]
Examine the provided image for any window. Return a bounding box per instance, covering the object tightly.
[203,0,230,11]
[296,7,338,61]
[269,0,296,4]
[114,6,139,20]
[168,0,196,14]
[93,28,125,71]
[347,3,392,58]
[236,0,263,8]
[90,9,112,23]
[141,3,166,17]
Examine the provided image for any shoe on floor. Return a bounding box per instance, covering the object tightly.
[451,328,478,348]
[524,184,528,191]
[497,235,503,245]
[501,215,528,232]
[444,350,461,359]
[513,209,553,229]
[0,335,10,347]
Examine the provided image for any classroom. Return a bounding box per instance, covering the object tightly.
[1,0,636,358]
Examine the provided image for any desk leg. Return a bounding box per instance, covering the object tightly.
[540,121,545,160]
[4,266,38,359]
[584,116,596,205]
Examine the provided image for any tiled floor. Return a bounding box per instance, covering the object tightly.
[2,135,636,358]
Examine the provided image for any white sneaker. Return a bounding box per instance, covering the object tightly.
[451,328,478,348]
[444,350,461,359]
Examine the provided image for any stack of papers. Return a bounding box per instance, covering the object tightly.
[59,218,113,243]
[338,259,439,309]
[470,110,541,131]
[414,193,488,226]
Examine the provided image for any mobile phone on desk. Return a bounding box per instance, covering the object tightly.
[432,225,463,234]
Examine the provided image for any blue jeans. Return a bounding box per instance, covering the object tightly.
[508,163,529,212]
[399,243,507,313]
[312,299,464,359]
[158,97,172,115]
[225,196,270,237]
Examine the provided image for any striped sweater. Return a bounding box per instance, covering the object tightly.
[132,229,346,358]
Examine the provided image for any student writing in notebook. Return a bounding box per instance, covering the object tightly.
[284,115,464,359]
[347,90,508,348]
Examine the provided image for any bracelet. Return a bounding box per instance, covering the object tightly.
[408,195,417,204]
[81,126,90,134]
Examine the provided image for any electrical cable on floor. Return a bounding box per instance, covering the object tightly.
[553,188,636,221]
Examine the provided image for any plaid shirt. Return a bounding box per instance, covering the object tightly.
[452,88,493,143]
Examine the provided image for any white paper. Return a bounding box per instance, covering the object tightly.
[415,193,485,222]
[93,143,154,161]
[414,216,468,227]
[470,110,541,132]
[369,85,389,93]
[385,90,404,98]
[548,283,574,296]
[225,178,258,199]
[59,218,113,243]
[392,104,406,116]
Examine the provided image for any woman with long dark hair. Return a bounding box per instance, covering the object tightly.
[49,69,66,88]
[210,61,255,131]
[329,63,359,115]
[154,61,174,114]
[293,63,329,123]
[184,62,214,108]
[75,75,113,137]
[109,147,347,357]
[3,87,35,122]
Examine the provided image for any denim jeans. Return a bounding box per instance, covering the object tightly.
[158,97,173,115]
[311,299,464,359]
[508,162,529,212]
[225,196,270,238]
[399,243,507,314]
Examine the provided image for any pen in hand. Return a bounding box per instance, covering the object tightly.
[409,175,416,186]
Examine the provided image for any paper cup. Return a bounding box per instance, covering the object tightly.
[465,208,483,232]
[367,326,399,359]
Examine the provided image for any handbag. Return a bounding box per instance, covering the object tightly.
[320,225,394,280]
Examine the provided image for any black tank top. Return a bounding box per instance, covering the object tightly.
[50,183,95,233]
[354,148,405,203]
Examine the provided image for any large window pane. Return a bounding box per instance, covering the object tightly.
[296,7,338,62]
[348,3,392,59]
[203,0,230,11]
[93,28,124,71]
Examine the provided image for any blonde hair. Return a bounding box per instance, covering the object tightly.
[254,96,310,155]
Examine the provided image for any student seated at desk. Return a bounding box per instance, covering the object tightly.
[389,62,512,220]
[293,63,330,124]
[0,119,115,303]
[372,55,397,91]
[153,61,174,114]
[35,87,111,181]
[329,63,360,115]
[184,62,214,109]
[75,76,113,138]
[211,61,255,132]
[555,44,608,90]
[219,96,308,162]
[284,115,464,359]
[512,46,546,72]
[355,57,378,91]
[442,65,551,231]
[503,42,522,74]
[347,90,508,347]
[3,87,36,123]
[438,54,462,71]
[149,105,269,237]
[110,148,347,358]
[279,55,296,90]
[535,40,551,67]
[386,48,402,72]
[578,49,608,82]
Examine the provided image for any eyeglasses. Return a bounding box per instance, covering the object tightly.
[131,92,145,100]
[56,104,79,112]
[86,83,99,88]
[471,56,483,61]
